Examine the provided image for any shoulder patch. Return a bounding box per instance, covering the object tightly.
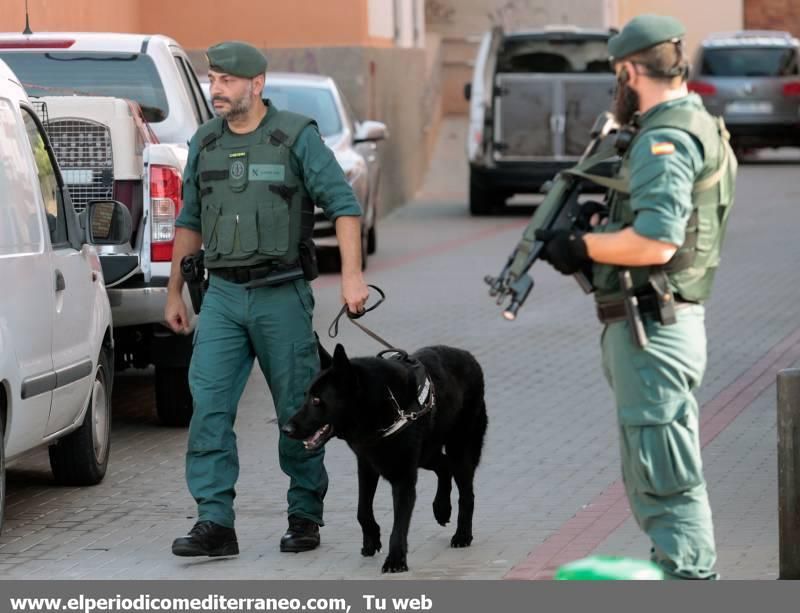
[650,141,676,156]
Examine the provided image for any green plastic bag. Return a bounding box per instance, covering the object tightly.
[555,556,664,580]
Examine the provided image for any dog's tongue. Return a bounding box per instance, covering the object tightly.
[303,424,331,450]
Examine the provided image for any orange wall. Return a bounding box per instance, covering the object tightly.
[0,0,374,50]
[139,0,368,49]
[0,0,141,33]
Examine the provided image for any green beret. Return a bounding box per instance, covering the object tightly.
[206,41,267,78]
[609,14,685,61]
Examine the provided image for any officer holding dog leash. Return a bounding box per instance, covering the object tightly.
[535,15,736,579]
[165,41,368,557]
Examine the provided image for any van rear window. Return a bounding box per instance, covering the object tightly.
[0,51,170,121]
[497,38,611,74]
[700,47,799,77]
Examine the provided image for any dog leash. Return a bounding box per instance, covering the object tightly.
[327,284,436,437]
[327,285,398,351]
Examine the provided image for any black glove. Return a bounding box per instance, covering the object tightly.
[534,228,589,275]
[575,200,608,230]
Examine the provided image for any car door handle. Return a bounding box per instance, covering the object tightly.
[55,270,66,292]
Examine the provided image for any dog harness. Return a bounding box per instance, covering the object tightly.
[379,350,436,439]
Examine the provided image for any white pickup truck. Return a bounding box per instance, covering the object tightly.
[0,32,215,426]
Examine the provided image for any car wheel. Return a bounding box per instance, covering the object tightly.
[49,346,112,486]
[155,366,193,427]
[367,224,377,255]
[469,171,503,216]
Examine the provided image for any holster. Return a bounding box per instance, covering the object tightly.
[180,250,207,314]
[298,238,319,281]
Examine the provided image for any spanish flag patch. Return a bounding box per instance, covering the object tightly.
[651,142,676,156]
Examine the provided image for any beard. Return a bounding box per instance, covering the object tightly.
[612,81,641,126]
[213,83,254,120]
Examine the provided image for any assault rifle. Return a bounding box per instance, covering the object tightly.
[485,112,621,320]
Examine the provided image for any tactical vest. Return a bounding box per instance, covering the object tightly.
[195,105,316,269]
[590,103,737,304]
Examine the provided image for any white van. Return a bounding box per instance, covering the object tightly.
[0,59,132,531]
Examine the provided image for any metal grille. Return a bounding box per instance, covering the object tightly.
[30,100,50,131]
[47,119,114,212]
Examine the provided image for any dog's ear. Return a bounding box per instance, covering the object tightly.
[333,343,350,371]
[316,334,333,370]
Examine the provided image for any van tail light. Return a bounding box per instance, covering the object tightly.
[688,81,717,96]
[150,165,182,263]
[782,82,800,97]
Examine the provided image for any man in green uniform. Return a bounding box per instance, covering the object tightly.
[164,41,369,557]
[535,15,736,579]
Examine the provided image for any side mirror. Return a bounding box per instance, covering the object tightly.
[464,83,472,101]
[85,200,133,246]
[354,120,389,143]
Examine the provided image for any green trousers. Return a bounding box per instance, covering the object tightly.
[186,275,327,529]
[601,304,717,580]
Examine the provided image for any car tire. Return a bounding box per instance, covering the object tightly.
[155,366,193,427]
[469,171,503,216]
[367,224,377,255]
[49,346,112,486]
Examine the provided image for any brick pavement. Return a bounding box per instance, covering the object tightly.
[0,118,798,579]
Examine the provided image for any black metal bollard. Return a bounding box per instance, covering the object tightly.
[778,368,800,579]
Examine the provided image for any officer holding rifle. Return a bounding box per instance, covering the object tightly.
[532,15,737,579]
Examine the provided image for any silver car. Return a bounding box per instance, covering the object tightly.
[689,31,800,150]
[202,74,387,266]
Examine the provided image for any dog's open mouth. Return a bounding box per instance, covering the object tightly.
[303,424,334,450]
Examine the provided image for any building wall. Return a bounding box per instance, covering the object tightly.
[744,0,800,36]
[139,0,369,49]
[0,0,140,33]
[617,0,744,60]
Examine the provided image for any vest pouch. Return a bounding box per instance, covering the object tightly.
[228,153,249,193]
[215,215,237,256]
[201,202,221,259]
[238,213,259,254]
[694,206,716,256]
[257,200,290,256]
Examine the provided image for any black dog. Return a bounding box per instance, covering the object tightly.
[282,344,487,573]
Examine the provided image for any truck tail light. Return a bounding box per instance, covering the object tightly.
[0,39,75,49]
[688,81,717,96]
[782,82,800,96]
[150,165,182,263]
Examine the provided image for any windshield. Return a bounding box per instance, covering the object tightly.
[264,84,343,137]
[497,38,612,73]
[0,51,170,121]
[700,47,799,77]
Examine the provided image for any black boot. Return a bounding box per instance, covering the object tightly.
[172,520,239,557]
[280,515,320,552]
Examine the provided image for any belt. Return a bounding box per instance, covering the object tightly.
[210,261,298,284]
[596,294,695,324]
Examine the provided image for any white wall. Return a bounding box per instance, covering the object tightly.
[368,0,425,47]
[368,0,395,40]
